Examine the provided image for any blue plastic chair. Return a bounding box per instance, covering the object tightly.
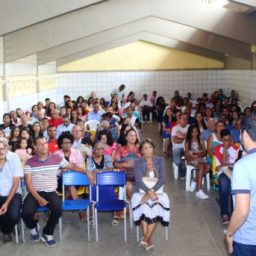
[93,171,131,242]
[62,171,91,241]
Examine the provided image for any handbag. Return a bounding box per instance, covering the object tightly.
[139,177,164,194]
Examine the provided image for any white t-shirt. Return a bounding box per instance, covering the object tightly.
[171,124,189,150]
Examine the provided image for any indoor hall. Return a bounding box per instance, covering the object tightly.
[0,1,256,256]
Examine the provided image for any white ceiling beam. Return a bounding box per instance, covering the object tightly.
[0,0,105,36]
[37,17,250,65]
[3,0,255,62]
[56,32,224,67]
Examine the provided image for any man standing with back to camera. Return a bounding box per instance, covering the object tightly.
[226,114,256,255]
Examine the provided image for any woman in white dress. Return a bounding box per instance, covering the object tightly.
[131,138,170,251]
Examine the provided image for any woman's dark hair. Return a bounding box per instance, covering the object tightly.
[16,138,29,150]
[123,127,139,146]
[76,96,84,105]
[76,106,86,116]
[57,132,74,149]
[117,124,130,145]
[20,127,34,149]
[45,102,57,117]
[185,125,202,151]
[98,130,114,146]
[251,101,256,111]
[70,110,78,124]
[31,105,38,112]
[31,122,43,139]
[163,107,174,124]
[156,96,165,106]
[215,120,225,129]
[9,126,20,141]
[138,138,155,153]
[100,98,106,107]
[194,112,207,130]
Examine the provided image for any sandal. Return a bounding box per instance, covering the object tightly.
[112,216,119,226]
[146,244,155,252]
[139,237,148,249]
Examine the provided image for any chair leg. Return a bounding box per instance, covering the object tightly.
[165,226,169,241]
[95,208,98,242]
[206,173,210,191]
[186,166,193,191]
[59,217,62,241]
[21,219,25,243]
[14,225,19,244]
[126,201,133,229]
[124,208,127,242]
[172,163,179,180]
[136,225,140,242]
[87,208,90,241]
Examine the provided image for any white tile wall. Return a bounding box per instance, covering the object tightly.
[3,69,256,114]
[225,70,256,107]
[57,70,228,104]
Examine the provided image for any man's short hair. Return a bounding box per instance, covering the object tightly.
[62,114,69,119]
[34,136,46,145]
[241,114,256,141]
[220,129,231,138]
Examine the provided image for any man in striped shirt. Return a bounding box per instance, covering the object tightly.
[21,136,93,247]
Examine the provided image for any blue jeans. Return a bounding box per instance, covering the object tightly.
[218,173,232,217]
[0,193,22,235]
[233,241,256,256]
[172,148,186,178]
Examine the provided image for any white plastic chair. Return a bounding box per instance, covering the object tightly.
[185,163,210,191]
[136,224,169,242]
[85,120,100,131]
[172,162,179,180]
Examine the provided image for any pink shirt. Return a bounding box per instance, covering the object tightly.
[103,142,118,156]
[55,147,84,168]
[114,144,141,161]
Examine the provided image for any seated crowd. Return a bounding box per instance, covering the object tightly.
[0,85,170,251]
[0,84,255,251]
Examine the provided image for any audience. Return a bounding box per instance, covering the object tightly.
[0,86,254,252]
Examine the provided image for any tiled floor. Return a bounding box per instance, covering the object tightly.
[1,122,229,256]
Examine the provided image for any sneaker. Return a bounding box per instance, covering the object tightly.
[180,176,186,180]
[41,234,56,247]
[195,190,209,200]
[189,181,197,192]
[30,227,40,242]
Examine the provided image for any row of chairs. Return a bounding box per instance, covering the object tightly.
[16,171,133,244]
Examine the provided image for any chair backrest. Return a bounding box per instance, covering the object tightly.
[85,120,100,131]
[95,171,126,203]
[96,171,126,186]
[62,171,90,186]
[62,171,90,202]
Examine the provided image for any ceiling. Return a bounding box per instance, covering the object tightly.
[1,0,255,67]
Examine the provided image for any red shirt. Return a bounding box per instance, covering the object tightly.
[49,118,62,128]
[48,139,59,153]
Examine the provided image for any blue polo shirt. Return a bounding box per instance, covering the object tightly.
[231,148,256,245]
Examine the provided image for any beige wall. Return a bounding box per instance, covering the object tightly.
[58,41,224,72]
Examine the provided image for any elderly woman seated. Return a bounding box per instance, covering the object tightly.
[131,139,170,252]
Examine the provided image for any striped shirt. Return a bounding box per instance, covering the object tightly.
[24,154,68,192]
